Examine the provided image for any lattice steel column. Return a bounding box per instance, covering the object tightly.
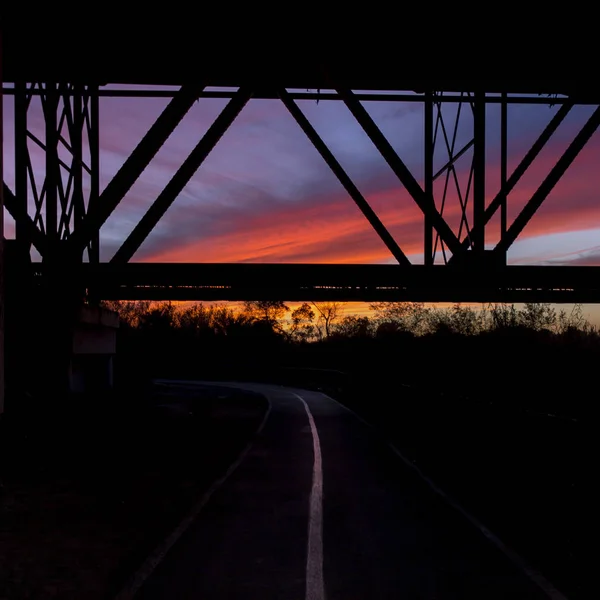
[12,82,100,399]
[430,92,475,264]
[13,82,100,262]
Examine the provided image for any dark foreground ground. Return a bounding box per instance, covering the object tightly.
[0,371,584,598]
[0,384,267,599]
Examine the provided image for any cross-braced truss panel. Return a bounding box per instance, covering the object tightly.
[2,84,599,301]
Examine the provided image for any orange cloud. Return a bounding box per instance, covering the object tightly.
[141,187,428,263]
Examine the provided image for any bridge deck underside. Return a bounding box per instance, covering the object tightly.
[33,264,600,303]
[0,28,595,98]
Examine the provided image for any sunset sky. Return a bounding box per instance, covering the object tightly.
[3,86,600,320]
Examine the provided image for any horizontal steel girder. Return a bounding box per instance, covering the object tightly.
[0,49,597,99]
[0,88,595,104]
[28,263,600,303]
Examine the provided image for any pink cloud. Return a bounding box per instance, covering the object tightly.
[4,94,600,268]
[140,128,600,264]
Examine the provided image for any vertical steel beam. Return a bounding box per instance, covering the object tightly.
[14,82,29,246]
[424,92,434,266]
[44,82,59,249]
[500,92,508,237]
[500,92,508,265]
[88,86,100,263]
[72,85,84,226]
[472,91,486,254]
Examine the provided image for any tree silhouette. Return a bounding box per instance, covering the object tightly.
[370,302,430,335]
[427,303,486,336]
[291,303,316,343]
[312,302,341,339]
[243,300,289,333]
[332,315,373,339]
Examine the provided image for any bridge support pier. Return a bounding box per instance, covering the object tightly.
[69,305,118,395]
[3,241,77,408]
[4,242,118,409]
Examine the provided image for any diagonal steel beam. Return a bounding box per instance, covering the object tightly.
[454,102,573,256]
[68,84,204,256]
[279,88,411,267]
[3,183,46,255]
[433,139,474,181]
[496,105,600,253]
[111,87,253,263]
[335,87,462,256]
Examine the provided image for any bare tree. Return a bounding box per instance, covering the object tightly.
[312,302,341,339]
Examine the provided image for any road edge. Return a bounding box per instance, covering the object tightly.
[112,390,272,600]
[320,391,570,600]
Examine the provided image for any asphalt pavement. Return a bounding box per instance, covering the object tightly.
[131,381,561,600]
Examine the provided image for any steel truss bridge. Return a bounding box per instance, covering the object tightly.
[2,31,600,303]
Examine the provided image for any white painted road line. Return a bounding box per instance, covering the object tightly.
[320,391,569,600]
[293,392,326,600]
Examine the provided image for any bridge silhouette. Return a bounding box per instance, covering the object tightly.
[3,33,600,398]
[3,82,600,299]
[1,67,599,302]
[2,27,600,302]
